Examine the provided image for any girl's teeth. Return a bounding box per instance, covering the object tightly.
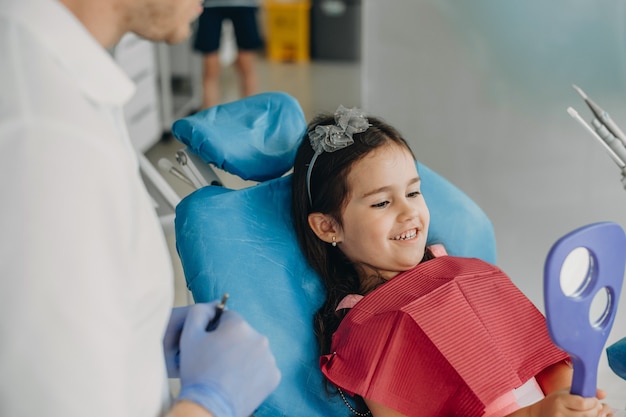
[394,230,416,240]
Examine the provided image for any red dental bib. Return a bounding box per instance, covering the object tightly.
[320,256,569,417]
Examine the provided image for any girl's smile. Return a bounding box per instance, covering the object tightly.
[390,228,418,241]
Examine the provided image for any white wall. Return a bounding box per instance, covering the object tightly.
[362,0,626,407]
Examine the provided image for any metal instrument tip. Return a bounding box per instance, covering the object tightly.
[572,84,588,100]
[218,293,230,308]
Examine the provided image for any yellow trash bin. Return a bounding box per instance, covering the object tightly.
[262,0,311,62]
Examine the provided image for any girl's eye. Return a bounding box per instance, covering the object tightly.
[371,201,389,208]
[407,190,422,198]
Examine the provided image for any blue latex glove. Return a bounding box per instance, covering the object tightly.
[177,302,281,417]
[607,337,626,380]
[163,306,190,378]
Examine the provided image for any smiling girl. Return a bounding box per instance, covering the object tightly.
[290,106,610,417]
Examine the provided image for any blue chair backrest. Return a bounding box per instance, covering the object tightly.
[173,92,497,416]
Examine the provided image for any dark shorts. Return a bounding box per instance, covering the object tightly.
[194,7,263,54]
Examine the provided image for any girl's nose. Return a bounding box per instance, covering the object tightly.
[398,198,420,221]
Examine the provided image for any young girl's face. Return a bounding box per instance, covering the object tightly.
[336,143,430,281]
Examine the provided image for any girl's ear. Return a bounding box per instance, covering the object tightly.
[308,212,340,244]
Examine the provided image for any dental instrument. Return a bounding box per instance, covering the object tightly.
[572,85,626,146]
[567,107,626,168]
[175,149,223,190]
[568,85,626,189]
[158,158,195,187]
[206,293,229,332]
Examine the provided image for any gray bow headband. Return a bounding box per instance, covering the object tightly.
[306,105,370,206]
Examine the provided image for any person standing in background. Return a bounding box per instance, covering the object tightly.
[194,0,264,108]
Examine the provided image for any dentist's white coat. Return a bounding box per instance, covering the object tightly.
[0,0,173,416]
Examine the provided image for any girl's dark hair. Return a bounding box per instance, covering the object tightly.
[291,112,433,413]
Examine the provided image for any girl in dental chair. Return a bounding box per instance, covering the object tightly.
[291,106,611,417]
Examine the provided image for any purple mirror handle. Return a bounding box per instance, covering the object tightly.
[544,222,626,398]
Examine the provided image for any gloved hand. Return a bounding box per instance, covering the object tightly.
[163,305,190,378]
[176,302,281,417]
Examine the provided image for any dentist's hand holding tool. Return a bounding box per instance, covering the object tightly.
[174,302,281,417]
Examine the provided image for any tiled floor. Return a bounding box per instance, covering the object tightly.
[145,56,361,306]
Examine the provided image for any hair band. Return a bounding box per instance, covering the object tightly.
[306,105,370,206]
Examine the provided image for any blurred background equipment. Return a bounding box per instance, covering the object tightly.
[311,0,361,61]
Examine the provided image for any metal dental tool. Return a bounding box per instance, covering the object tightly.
[568,85,626,189]
[158,158,195,187]
[567,107,626,168]
[573,85,626,145]
[206,293,229,332]
[175,149,223,190]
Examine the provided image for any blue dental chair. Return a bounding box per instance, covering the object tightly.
[172,92,497,416]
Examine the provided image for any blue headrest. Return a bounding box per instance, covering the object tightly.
[171,92,306,181]
[173,93,496,416]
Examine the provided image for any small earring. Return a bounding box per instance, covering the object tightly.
[331,236,337,247]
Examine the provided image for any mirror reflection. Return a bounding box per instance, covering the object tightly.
[560,247,593,297]
[589,287,612,328]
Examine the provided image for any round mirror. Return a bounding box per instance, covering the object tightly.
[560,247,593,297]
[589,287,612,328]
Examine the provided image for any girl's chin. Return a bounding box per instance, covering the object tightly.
[394,259,423,272]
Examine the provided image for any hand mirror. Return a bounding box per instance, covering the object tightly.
[544,222,626,397]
